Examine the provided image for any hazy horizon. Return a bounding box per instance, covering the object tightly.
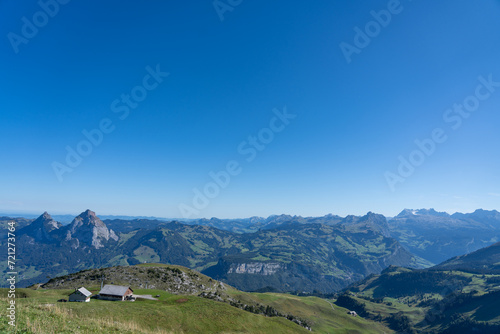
[1,206,498,221]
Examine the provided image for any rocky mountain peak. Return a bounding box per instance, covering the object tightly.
[396,208,450,218]
[81,209,100,222]
[364,211,385,220]
[396,209,417,217]
[70,209,106,229]
[37,212,61,230]
[65,210,118,249]
[83,208,96,216]
[22,211,62,242]
[362,212,388,224]
[360,212,391,237]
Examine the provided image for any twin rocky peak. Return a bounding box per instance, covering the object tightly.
[23,209,118,249]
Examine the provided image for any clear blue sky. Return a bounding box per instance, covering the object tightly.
[1,0,500,218]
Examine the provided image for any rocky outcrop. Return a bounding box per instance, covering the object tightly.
[202,258,346,292]
[42,265,223,296]
[228,262,284,275]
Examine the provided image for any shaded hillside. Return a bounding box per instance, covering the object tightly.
[433,241,500,274]
[104,218,170,233]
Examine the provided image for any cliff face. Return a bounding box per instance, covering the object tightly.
[227,262,285,275]
[202,258,346,292]
[64,209,118,249]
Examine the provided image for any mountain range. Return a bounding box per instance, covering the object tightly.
[387,208,500,264]
[2,210,424,291]
[2,208,500,294]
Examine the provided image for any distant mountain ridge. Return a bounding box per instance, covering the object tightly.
[2,207,500,293]
[387,208,500,264]
[396,208,451,217]
[2,209,429,292]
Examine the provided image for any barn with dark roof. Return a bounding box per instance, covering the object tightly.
[98,284,134,301]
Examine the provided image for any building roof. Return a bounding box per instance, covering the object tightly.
[99,284,132,296]
[70,287,92,297]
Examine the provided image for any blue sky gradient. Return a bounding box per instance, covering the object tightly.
[1,0,500,218]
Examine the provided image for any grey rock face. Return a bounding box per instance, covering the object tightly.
[66,209,119,249]
[227,262,284,275]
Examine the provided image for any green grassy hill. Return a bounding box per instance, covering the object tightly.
[0,288,308,334]
[0,264,393,334]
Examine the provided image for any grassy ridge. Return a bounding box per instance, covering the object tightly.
[37,263,393,333]
[0,288,309,334]
[0,286,393,334]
